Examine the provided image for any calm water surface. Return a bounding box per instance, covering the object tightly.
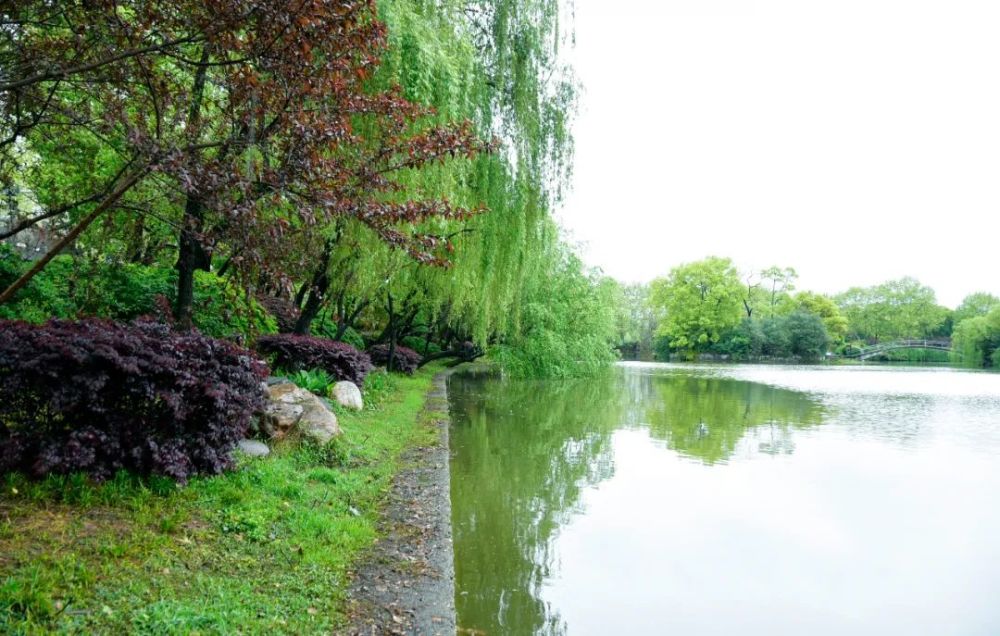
[448,363,1000,635]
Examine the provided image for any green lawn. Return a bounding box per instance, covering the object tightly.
[0,365,442,635]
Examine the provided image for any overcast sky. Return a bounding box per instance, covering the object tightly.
[557,0,1000,308]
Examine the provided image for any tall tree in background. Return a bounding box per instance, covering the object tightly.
[835,277,948,342]
[953,292,1000,327]
[791,291,848,344]
[651,256,743,356]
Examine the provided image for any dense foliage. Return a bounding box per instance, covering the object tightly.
[0,249,277,338]
[952,306,1000,368]
[0,319,268,482]
[0,0,617,381]
[650,257,744,357]
[368,344,422,375]
[256,334,373,386]
[641,256,978,363]
[491,237,619,378]
[953,293,1000,327]
[835,278,949,342]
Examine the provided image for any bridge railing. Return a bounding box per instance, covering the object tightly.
[840,339,954,359]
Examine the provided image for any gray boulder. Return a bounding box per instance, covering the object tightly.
[261,383,341,444]
[236,439,270,458]
[332,381,364,411]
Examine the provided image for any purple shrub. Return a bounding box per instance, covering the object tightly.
[256,333,373,385]
[0,318,269,483]
[368,344,421,375]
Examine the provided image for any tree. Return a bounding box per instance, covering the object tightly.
[491,227,618,378]
[0,1,491,326]
[650,257,743,356]
[782,311,830,360]
[760,266,798,318]
[609,282,658,358]
[954,292,1000,326]
[952,306,1000,368]
[791,291,848,343]
[836,277,946,342]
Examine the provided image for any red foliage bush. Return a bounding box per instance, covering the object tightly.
[0,319,269,482]
[256,334,373,385]
[368,344,421,375]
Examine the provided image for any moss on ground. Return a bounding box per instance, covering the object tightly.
[0,365,442,635]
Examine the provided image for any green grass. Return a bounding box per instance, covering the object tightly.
[0,365,443,635]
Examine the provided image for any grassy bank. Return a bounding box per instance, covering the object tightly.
[0,365,443,634]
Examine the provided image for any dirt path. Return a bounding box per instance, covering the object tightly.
[343,369,459,635]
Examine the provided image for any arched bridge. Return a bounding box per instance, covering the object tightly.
[841,339,956,361]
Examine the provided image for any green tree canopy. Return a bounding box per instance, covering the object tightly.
[792,291,849,343]
[835,277,947,342]
[952,306,1000,368]
[953,292,1000,326]
[650,256,743,356]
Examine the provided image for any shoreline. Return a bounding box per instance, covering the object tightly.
[344,367,460,635]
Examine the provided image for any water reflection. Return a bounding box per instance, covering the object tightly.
[449,371,626,635]
[449,364,1000,635]
[638,369,826,463]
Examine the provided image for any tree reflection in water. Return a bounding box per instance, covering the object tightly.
[449,366,826,634]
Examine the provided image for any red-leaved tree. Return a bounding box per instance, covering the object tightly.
[0,0,492,325]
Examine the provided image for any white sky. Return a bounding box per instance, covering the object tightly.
[558,0,1000,308]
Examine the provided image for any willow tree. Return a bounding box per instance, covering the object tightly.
[370,0,579,345]
[952,305,1000,368]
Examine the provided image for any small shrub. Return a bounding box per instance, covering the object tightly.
[360,369,394,406]
[256,334,373,385]
[286,368,335,396]
[0,319,269,483]
[368,343,421,375]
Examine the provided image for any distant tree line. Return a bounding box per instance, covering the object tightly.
[609,256,1000,367]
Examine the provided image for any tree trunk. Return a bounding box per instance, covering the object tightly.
[174,50,211,330]
[293,240,333,334]
[175,197,212,329]
[386,290,396,372]
[334,298,369,340]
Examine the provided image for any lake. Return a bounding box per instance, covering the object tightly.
[448,362,1000,635]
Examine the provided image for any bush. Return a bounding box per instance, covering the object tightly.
[0,319,269,483]
[256,334,373,385]
[368,343,421,375]
[286,368,335,396]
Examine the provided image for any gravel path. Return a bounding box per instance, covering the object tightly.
[343,368,459,636]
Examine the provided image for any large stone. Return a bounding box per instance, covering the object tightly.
[332,381,364,411]
[261,383,341,444]
[236,439,270,458]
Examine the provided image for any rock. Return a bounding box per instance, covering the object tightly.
[332,381,364,411]
[261,383,341,444]
[236,439,270,457]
